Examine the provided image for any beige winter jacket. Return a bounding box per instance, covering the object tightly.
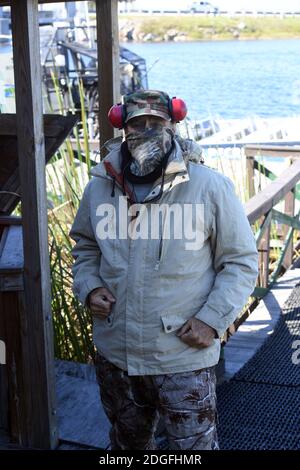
[69,136,259,375]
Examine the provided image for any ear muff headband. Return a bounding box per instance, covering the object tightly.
[108,96,187,129]
[107,103,126,129]
[170,97,188,123]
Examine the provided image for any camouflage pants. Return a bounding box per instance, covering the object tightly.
[94,352,219,450]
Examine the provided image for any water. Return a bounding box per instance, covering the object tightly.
[124,39,300,120]
[2,38,300,121]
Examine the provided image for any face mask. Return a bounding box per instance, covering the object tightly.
[126,126,174,176]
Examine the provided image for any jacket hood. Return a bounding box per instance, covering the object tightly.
[175,135,204,165]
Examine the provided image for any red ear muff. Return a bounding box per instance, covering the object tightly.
[108,104,124,129]
[170,97,187,122]
[108,95,187,127]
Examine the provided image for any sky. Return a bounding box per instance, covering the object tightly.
[130,0,300,12]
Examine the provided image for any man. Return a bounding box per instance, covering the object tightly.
[69,90,259,450]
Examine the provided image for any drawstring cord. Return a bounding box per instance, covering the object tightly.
[122,180,127,196]
[122,162,129,196]
[111,176,116,197]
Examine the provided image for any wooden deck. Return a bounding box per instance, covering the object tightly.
[54,360,110,449]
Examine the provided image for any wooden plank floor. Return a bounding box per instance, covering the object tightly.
[55,361,111,450]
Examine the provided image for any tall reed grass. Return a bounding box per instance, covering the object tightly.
[46,78,96,362]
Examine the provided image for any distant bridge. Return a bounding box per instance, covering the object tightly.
[119,9,300,17]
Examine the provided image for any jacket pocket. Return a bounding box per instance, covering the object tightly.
[106,308,115,327]
[107,291,121,327]
[160,313,188,334]
[159,299,207,332]
[160,298,207,330]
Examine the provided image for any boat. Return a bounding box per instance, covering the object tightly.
[41,24,148,138]
[0,7,148,140]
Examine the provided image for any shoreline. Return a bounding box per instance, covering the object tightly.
[118,15,300,43]
[121,35,300,44]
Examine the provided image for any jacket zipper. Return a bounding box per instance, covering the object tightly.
[154,235,163,271]
[154,205,169,271]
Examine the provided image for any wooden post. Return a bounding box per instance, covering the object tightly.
[10,0,57,449]
[245,148,255,199]
[281,157,295,269]
[258,215,271,288]
[0,292,8,433]
[95,0,120,157]
[282,188,295,269]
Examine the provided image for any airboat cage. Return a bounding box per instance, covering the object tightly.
[42,25,148,125]
[0,0,121,449]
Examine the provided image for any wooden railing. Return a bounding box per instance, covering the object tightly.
[228,145,300,336]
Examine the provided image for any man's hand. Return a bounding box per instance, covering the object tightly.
[87,287,116,320]
[176,318,217,349]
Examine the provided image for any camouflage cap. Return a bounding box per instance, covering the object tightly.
[123,90,171,123]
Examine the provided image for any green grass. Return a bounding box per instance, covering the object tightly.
[121,15,300,41]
